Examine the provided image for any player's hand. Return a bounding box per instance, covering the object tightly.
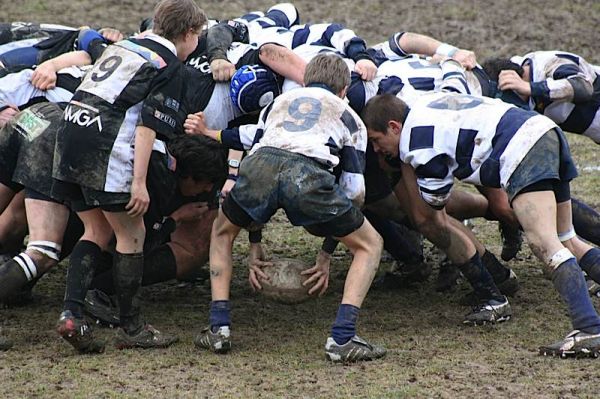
[301,250,330,296]
[452,49,477,70]
[248,243,272,291]
[170,202,209,224]
[98,27,123,43]
[184,112,208,135]
[0,106,19,128]
[31,61,57,90]
[126,179,150,217]
[498,70,531,97]
[220,178,236,203]
[354,59,377,81]
[210,59,236,82]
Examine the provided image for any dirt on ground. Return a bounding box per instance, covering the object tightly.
[2,1,600,398]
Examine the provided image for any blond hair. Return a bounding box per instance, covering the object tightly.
[304,53,350,94]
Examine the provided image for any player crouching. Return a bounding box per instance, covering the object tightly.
[186,54,386,363]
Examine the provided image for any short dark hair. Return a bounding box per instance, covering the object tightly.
[481,57,524,82]
[361,94,408,133]
[153,0,206,41]
[167,135,227,183]
[304,53,350,94]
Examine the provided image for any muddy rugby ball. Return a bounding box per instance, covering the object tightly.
[259,258,313,304]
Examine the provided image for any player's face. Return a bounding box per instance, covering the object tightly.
[176,29,200,61]
[367,126,400,158]
[178,177,213,197]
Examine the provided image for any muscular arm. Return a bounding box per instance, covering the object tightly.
[258,43,306,85]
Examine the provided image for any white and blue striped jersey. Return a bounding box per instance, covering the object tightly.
[400,92,558,208]
[348,56,480,113]
[221,85,367,204]
[512,51,600,142]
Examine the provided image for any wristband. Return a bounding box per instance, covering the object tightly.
[436,43,459,57]
[227,173,238,181]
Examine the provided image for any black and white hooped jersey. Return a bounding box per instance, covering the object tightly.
[513,51,600,141]
[399,91,560,208]
[221,85,368,204]
[53,34,188,193]
[0,22,75,46]
[0,66,86,110]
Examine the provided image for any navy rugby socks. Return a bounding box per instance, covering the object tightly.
[457,252,504,302]
[552,257,600,334]
[331,304,360,345]
[579,247,600,284]
[571,198,600,247]
[209,300,231,332]
[64,240,102,318]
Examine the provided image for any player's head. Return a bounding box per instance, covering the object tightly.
[153,0,206,60]
[361,94,409,158]
[304,53,350,97]
[481,57,524,82]
[230,64,281,114]
[167,134,227,196]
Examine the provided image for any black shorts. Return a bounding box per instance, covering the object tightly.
[506,128,577,203]
[51,179,130,213]
[364,142,392,205]
[222,147,364,238]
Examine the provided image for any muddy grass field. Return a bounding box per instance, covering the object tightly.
[2,1,600,398]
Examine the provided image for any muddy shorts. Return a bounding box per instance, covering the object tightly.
[506,128,578,203]
[51,179,130,213]
[223,147,364,238]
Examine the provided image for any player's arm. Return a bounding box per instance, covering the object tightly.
[312,23,377,81]
[207,20,249,81]
[258,43,306,85]
[531,59,594,104]
[30,50,95,90]
[438,58,471,94]
[127,126,155,217]
[395,32,476,70]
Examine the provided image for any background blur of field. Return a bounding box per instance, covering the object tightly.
[2,1,600,398]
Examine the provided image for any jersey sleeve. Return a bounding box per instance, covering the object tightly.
[139,66,182,141]
[403,148,454,209]
[439,59,471,94]
[338,107,367,205]
[206,20,249,63]
[531,56,594,104]
[220,101,273,150]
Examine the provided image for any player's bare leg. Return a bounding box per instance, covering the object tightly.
[512,191,600,357]
[0,191,27,257]
[194,209,241,353]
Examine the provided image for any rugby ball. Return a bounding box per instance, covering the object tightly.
[259,258,313,304]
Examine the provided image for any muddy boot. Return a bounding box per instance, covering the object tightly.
[435,259,462,292]
[0,258,29,302]
[113,252,178,348]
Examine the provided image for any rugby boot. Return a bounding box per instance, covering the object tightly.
[463,296,512,325]
[194,326,231,354]
[460,269,520,306]
[57,310,105,354]
[324,335,387,363]
[587,278,600,298]
[84,289,120,328]
[373,260,432,290]
[539,330,600,358]
[115,324,178,349]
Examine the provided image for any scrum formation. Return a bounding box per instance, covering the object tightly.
[1,1,600,362]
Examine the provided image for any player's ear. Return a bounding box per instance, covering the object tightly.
[388,120,402,135]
